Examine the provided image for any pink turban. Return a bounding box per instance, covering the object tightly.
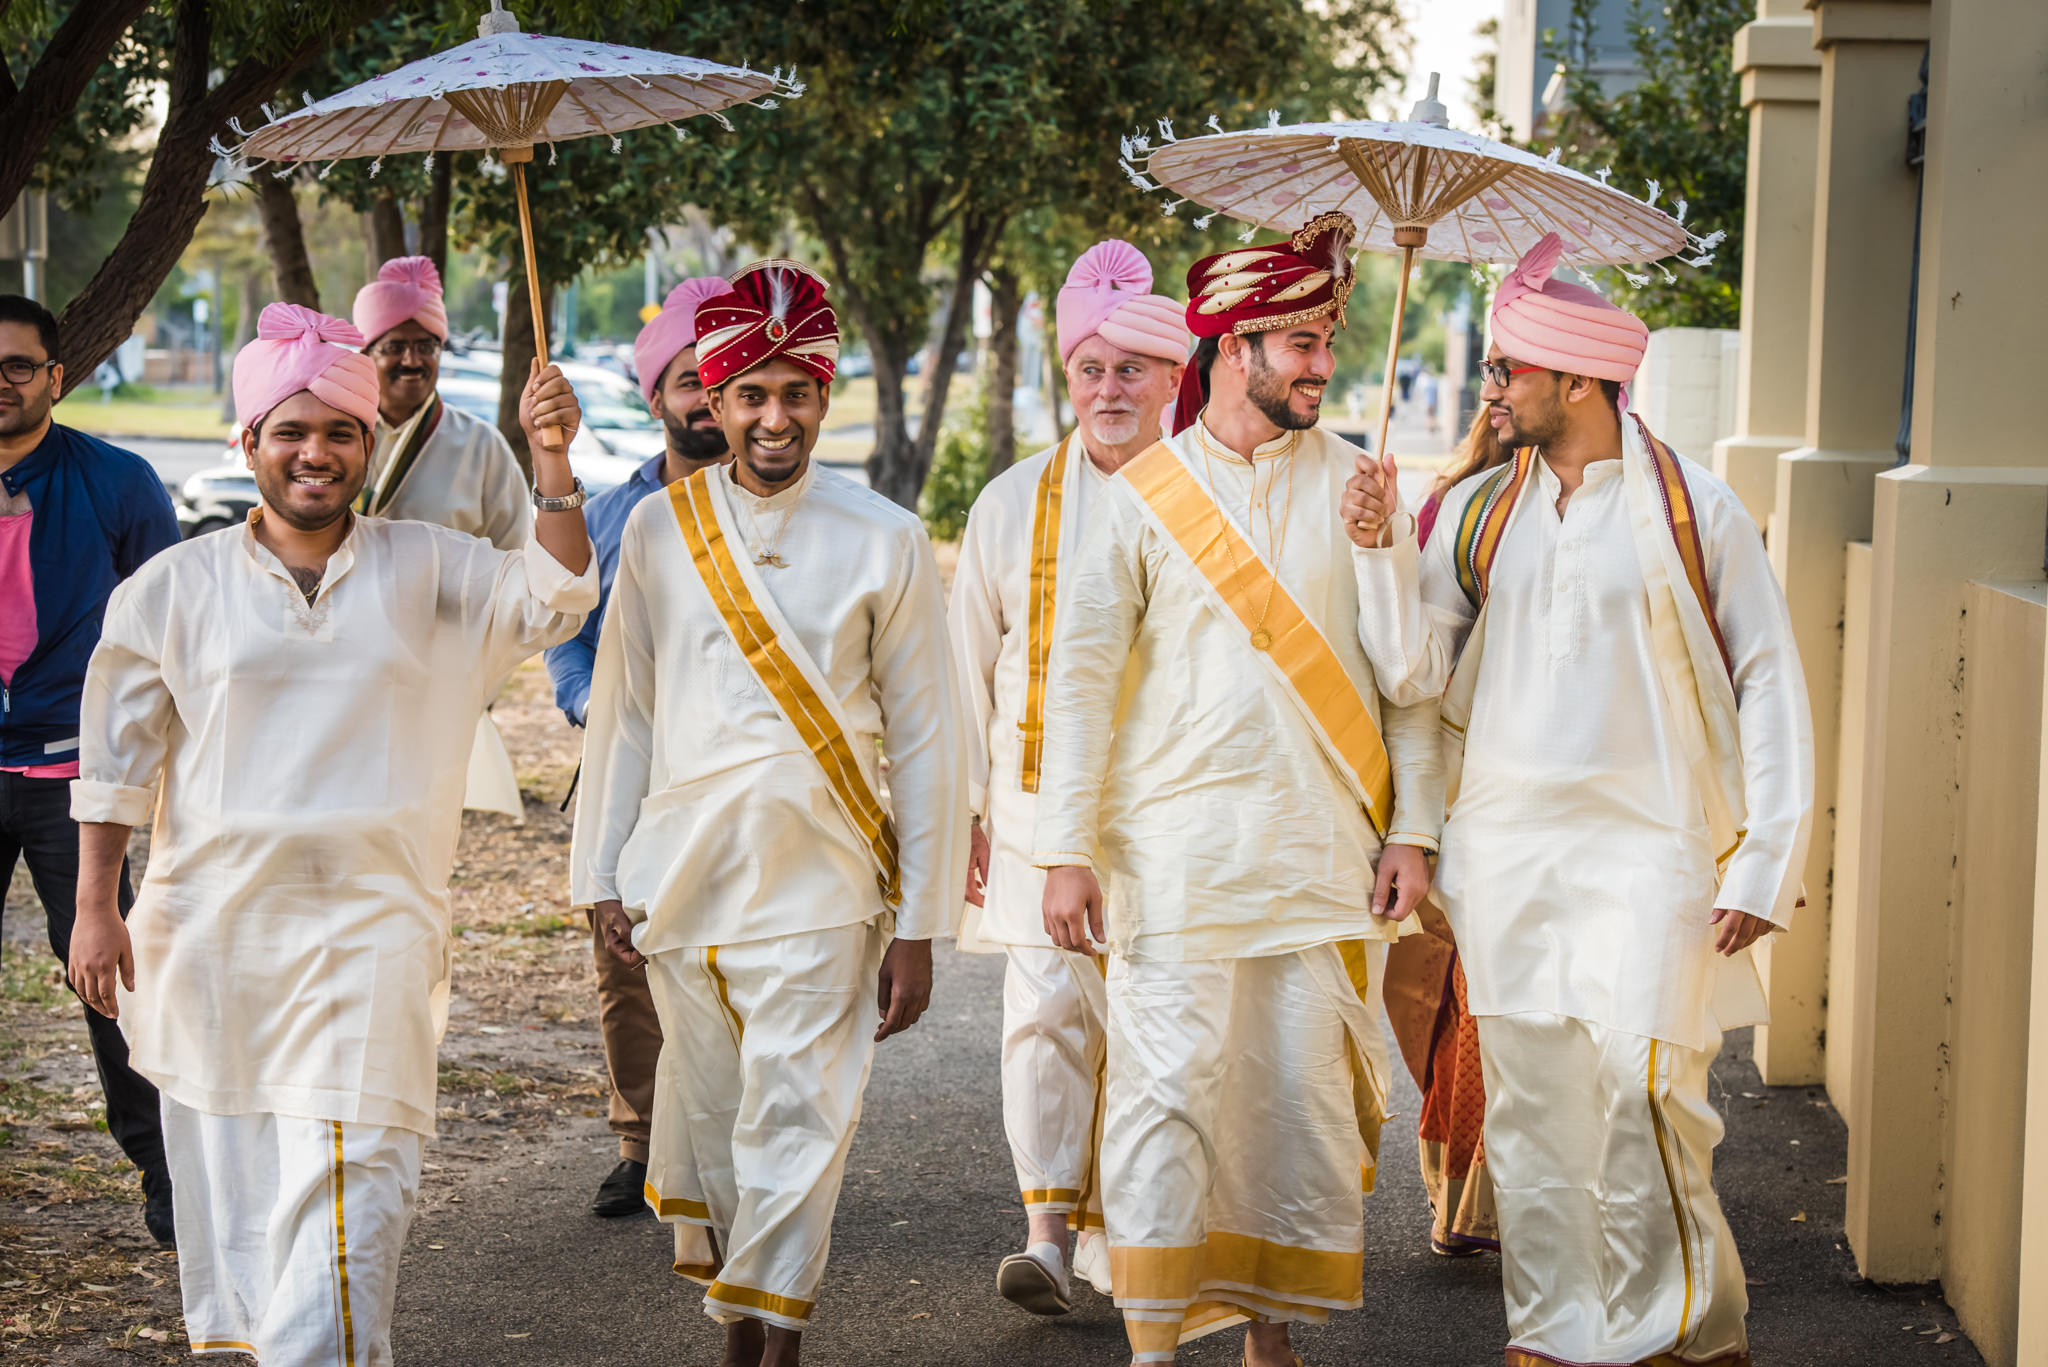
[1056,240,1190,364]
[232,303,382,434]
[633,276,735,404]
[352,256,449,345]
[1488,232,1648,384]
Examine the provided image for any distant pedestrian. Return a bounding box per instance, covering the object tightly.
[0,293,179,1246]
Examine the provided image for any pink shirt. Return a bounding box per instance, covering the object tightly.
[0,511,78,779]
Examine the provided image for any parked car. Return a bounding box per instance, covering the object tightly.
[439,350,665,464]
[175,461,259,539]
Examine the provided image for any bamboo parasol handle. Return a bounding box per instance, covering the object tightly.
[1363,234,1423,548]
[506,151,565,453]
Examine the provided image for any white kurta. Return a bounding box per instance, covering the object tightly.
[949,436,1113,950]
[368,400,532,550]
[570,460,967,950]
[1031,420,1443,963]
[72,515,597,1134]
[1356,437,1812,1049]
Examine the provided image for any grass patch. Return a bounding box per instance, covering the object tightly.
[0,1141,137,1204]
[0,946,70,1012]
[66,385,230,442]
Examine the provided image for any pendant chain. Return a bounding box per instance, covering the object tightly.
[1197,430,1296,650]
[741,483,804,567]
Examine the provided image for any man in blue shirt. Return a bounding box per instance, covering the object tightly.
[0,295,179,1242]
[546,277,731,1216]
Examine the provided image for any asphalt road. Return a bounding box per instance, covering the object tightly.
[389,944,1983,1366]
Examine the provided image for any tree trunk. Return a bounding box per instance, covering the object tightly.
[983,265,1022,478]
[417,154,452,278]
[51,0,392,387]
[873,212,998,509]
[221,270,263,419]
[862,328,914,503]
[364,192,407,275]
[496,273,550,486]
[0,0,155,218]
[255,174,320,309]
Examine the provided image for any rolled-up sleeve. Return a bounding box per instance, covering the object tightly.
[71,577,173,828]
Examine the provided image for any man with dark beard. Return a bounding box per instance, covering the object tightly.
[1033,212,1443,1366]
[546,275,733,1216]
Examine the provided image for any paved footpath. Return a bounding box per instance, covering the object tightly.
[390,945,1981,1365]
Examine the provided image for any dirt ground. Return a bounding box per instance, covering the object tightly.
[0,659,609,1363]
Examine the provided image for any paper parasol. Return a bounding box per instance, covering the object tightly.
[235,0,799,447]
[1128,76,1712,469]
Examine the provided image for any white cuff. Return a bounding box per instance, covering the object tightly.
[70,779,154,829]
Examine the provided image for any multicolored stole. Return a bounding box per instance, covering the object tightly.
[1017,434,1073,794]
[1120,441,1395,838]
[356,393,443,516]
[667,468,903,908]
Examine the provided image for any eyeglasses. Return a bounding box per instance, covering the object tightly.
[0,359,57,386]
[1477,358,1548,388]
[369,338,443,361]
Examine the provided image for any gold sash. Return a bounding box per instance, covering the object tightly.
[1018,434,1072,793]
[1121,441,1394,837]
[356,393,442,516]
[668,471,902,907]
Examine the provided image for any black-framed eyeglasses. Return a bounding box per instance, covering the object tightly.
[0,359,58,386]
[1477,358,1548,388]
[369,337,443,361]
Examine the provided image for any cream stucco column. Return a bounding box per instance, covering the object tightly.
[1711,2,1820,526]
[1845,0,2048,1294]
[1751,0,1926,1093]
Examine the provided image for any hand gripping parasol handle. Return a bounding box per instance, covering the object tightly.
[505,147,565,453]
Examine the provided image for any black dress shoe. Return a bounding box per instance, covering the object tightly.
[591,1158,649,1218]
[142,1170,175,1248]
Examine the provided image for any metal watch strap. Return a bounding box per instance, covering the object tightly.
[533,476,587,513]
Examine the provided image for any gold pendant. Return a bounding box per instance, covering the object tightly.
[1250,627,1273,651]
[754,551,787,568]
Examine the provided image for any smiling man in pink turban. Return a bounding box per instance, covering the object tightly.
[1349,232,1813,1367]
[945,238,1189,1317]
[351,255,529,549]
[544,274,734,1221]
[67,301,601,1367]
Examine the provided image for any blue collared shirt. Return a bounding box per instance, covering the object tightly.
[544,453,669,726]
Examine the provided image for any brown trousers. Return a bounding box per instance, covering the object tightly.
[590,912,662,1163]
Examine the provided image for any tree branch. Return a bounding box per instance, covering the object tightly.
[0,0,154,213]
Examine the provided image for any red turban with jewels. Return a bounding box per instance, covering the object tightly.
[1174,211,1357,433]
[694,259,840,389]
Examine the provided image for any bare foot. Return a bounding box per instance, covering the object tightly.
[1245,1321,1296,1367]
[721,1318,764,1367]
[760,1324,802,1367]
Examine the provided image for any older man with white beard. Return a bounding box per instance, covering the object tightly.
[948,240,1188,1316]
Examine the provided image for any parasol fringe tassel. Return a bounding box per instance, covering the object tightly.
[1544,147,1562,164]
[208,135,233,160]
[1675,198,1688,224]
[610,134,623,152]
[228,116,248,137]
[317,159,338,181]
[1684,253,1715,269]
[754,98,779,110]
[1206,114,1223,134]
[1119,159,1156,191]
[1120,130,1152,162]
[1161,198,1183,217]
[1156,117,1176,142]
[1237,224,1256,243]
[1660,266,1676,284]
[301,91,314,109]
[671,124,692,140]
[548,143,558,164]
[1595,165,1612,185]
[272,164,295,180]
[423,152,436,173]
[1268,109,1281,128]
[1644,178,1660,206]
[1623,269,1650,289]
[1694,228,1726,251]
[712,110,734,131]
[261,103,277,123]
[1194,213,1215,230]
[369,156,383,178]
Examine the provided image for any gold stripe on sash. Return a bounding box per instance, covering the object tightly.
[1637,419,1734,678]
[671,474,902,906]
[1018,435,1071,793]
[329,1122,358,1367]
[1122,444,1394,836]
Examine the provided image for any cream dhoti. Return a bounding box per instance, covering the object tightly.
[1105,942,1390,1362]
[1477,1013,1748,1367]
[950,433,1121,1235]
[641,924,884,1329]
[1001,945,1109,1229]
[165,1100,423,1365]
[571,455,967,1333]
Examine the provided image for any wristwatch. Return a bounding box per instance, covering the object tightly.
[533,477,587,513]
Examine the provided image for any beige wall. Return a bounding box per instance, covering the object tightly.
[1943,582,2044,1367]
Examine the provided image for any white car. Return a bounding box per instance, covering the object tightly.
[441,350,666,464]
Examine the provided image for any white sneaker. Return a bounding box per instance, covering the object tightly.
[1072,1229,1113,1296]
[996,1240,1072,1316]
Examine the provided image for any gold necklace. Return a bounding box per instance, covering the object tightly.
[1197,429,1296,651]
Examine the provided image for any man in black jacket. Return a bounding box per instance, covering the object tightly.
[0,295,179,1243]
